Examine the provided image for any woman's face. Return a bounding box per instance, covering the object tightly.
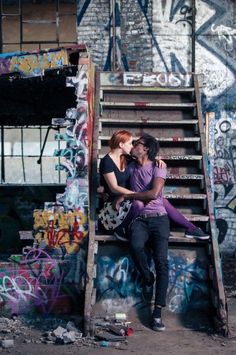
[119,137,133,155]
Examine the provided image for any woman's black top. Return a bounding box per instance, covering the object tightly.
[99,154,130,200]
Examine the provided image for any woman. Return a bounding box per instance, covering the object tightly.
[98,130,209,241]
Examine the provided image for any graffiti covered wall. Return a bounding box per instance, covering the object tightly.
[77,0,236,252]
[0,52,94,315]
[95,245,210,315]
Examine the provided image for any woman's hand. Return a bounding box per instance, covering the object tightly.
[156,159,167,169]
[112,195,125,211]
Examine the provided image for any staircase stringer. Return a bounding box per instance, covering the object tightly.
[84,68,101,335]
[194,74,228,335]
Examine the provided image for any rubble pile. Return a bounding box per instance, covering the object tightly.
[0,313,133,349]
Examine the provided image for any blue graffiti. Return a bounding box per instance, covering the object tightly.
[96,252,210,313]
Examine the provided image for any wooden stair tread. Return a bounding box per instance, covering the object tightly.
[101,101,196,108]
[183,214,209,221]
[99,118,198,125]
[167,174,204,179]
[99,136,200,142]
[100,86,195,93]
[95,233,208,244]
[164,193,206,199]
[157,155,202,160]
[98,153,202,160]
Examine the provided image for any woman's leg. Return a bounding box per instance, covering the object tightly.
[163,198,196,231]
[119,200,145,229]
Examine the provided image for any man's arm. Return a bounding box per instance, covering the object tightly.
[113,176,165,210]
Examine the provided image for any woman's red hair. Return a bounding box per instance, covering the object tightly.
[109,130,132,170]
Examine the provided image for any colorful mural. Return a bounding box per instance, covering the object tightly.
[0,48,69,77]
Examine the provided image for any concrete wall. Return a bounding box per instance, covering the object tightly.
[77,0,236,253]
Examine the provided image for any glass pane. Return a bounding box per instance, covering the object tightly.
[5,157,24,183]
[42,156,61,184]
[5,128,21,156]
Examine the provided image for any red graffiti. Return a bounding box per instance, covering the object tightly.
[214,165,232,184]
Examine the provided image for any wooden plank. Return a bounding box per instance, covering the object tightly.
[98,153,202,160]
[19,231,34,240]
[194,74,228,335]
[167,174,204,180]
[101,86,195,93]
[157,155,202,160]
[164,193,206,199]
[101,101,196,108]
[99,135,200,142]
[84,67,101,336]
[100,118,198,125]
[100,71,193,87]
[95,233,207,244]
[184,214,209,221]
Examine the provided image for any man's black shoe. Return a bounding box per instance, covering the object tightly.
[151,317,166,332]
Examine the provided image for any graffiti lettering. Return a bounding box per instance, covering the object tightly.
[0,276,37,303]
[214,165,233,185]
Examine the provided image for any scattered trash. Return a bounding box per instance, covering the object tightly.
[115,313,127,322]
[1,339,14,349]
[108,324,133,336]
[99,340,121,348]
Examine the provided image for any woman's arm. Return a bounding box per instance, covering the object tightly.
[103,172,134,195]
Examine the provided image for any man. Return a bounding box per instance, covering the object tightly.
[114,134,169,332]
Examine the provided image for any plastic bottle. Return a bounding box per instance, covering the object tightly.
[99,341,121,348]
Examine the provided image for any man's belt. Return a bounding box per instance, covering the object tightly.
[140,212,167,218]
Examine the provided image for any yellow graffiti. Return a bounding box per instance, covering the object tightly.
[9,49,68,76]
[33,209,88,254]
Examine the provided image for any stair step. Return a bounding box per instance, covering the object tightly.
[99,136,200,143]
[167,174,204,180]
[99,118,198,125]
[101,86,195,93]
[183,214,209,221]
[95,233,207,244]
[19,230,34,240]
[101,101,196,109]
[164,193,206,199]
[98,154,202,161]
[157,155,202,160]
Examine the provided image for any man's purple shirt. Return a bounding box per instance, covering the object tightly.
[128,161,167,215]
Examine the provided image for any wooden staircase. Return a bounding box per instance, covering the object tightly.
[84,71,228,335]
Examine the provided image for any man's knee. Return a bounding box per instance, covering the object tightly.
[132,200,145,212]
[129,237,145,253]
